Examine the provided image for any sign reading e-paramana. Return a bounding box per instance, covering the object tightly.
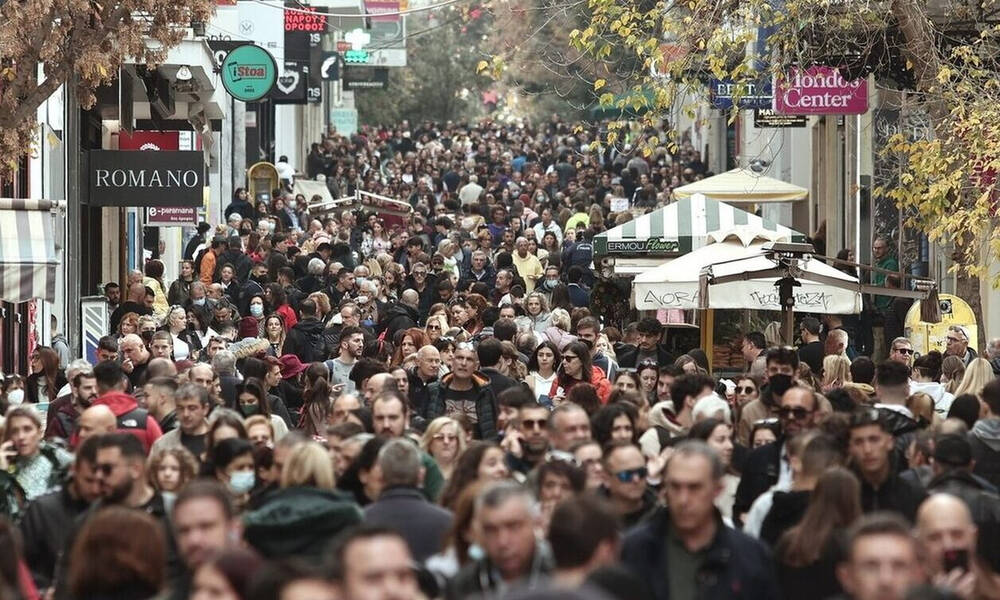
[88,150,205,207]
[147,206,198,227]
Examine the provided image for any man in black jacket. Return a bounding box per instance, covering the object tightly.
[971,379,1000,489]
[283,299,328,362]
[477,338,518,399]
[362,440,453,563]
[379,289,420,338]
[848,408,927,522]
[622,441,780,600]
[616,317,674,369]
[20,436,102,593]
[734,385,820,523]
[927,433,1000,571]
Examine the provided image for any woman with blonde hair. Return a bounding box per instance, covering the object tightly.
[425,314,449,344]
[421,417,466,482]
[953,357,994,398]
[281,441,336,489]
[821,354,852,392]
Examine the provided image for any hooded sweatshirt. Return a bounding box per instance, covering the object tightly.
[971,418,1000,490]
[639,400,685,457]
[92,391,163,454]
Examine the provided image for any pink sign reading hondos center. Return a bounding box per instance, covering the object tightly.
[774,66,868,115]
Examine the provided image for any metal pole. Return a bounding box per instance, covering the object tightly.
[65,76,81,358]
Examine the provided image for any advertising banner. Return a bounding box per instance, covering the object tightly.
[774,66,868,115]
[88,151,205,207]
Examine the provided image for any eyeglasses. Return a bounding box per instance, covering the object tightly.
[946,337,962,343]
[614,466,648,483]
[738,386,757,394]
[427,324,441,331]
[521,419,547,430]
[754,417,780,426]
[414,270,427,276]
[893,348,915,355]
[776,406,813,421]
[562,354,579,361]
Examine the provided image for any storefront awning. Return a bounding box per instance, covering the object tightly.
[0,199,61,303]
[595,194,805,258]
[672,168,808,203]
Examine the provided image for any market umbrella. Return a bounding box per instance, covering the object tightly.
[672,168,808,203]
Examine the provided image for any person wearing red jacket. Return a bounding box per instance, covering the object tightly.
[549,340,612,405]
[88,360,163,454]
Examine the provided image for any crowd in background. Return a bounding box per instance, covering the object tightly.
[0,118,996,600]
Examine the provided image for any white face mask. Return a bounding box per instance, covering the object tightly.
[6,389,24,406]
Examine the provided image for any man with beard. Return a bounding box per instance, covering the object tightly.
[505,400,551,475]
[53,433,177,600]
[46,366,98,441]
[737,346,799,449]
[326,326,365,395]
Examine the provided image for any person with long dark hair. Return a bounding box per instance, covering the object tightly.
[774,467,861,599]
[591,403,638,446]
[548,340,611,404]
[438,441,510,510]
[525,341,561,407]
[26,347,66,404]
[298,363,332,437]
[237,378,289,440]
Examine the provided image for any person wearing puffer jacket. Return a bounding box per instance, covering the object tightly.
[523,292,553,333]
[547,341,611,405]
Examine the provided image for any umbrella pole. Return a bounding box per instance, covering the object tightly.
[782,306,794,347]
[700,309,715,374]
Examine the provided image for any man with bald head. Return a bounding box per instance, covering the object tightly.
[364,372,397,408]
[75,405,117,444]
[118,334,151,388]
[408,345,441,415]
[109,282,152,333]
[915,494,993,595]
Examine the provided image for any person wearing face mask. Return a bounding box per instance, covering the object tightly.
[737,346,799,453]
[208,437,257,509]
[239,294,267,340]
[236,379,289,441]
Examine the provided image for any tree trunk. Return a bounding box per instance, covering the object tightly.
[956,270,985,354]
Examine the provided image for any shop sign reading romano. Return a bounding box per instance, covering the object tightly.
[88,150,205,207]
[774,66,868,115]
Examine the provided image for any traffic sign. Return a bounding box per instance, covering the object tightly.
[344,50,370,64]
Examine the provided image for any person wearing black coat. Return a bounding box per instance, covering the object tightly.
[362,440,453,563]
[224,188,255,222]
[928,433,1000,571]
[622,507,780,600]
[379,292,420,338]
[849,410,927,523]
[733,437,783,523]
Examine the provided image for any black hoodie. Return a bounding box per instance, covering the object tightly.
[379,303,419,338]
[283,318,328,362]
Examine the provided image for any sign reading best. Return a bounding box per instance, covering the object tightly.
[774,66,868,115]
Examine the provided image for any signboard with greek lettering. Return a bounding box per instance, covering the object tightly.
[87,150,205,207]
[774,66,868,115]
[633,281,860,314]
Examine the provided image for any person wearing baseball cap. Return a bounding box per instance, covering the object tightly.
[946,324,978,366]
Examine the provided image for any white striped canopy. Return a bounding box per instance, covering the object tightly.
[0,198,60,303]
[594,194,804,257]
[672,168,809,203]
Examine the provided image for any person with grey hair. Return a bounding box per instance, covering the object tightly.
[211,350,237,377]
[946,324,977,366]
[451,481,552,596]
[622,440,780,599]
[513,236,543,293]
[294,258,328,295]
[362,439,453,562]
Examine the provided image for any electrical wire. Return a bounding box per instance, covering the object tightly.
[250,0,473,19]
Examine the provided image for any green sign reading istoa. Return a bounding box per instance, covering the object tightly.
[221,44,278,102]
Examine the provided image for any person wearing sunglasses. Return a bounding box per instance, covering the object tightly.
[734,385,821,526]
[599,441,659,529]
[945,325,977,367]
[887,336,916,367]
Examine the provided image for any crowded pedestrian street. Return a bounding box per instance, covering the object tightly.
[0,0,999,599]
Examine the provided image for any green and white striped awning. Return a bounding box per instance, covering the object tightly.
[594,194,804,257]
[0,198,61,304]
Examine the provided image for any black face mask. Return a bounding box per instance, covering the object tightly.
[769,373,793,399]
[140,330,154,344]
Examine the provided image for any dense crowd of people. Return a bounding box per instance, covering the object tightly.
[0,118,998,600]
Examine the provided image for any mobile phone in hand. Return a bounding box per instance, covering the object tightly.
[943,549,969,573]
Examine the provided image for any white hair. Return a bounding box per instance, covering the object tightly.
[692,394,732,425]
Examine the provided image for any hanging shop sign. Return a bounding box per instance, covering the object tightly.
[87,150,205,207]
[773,66,868,115]
[221,44,278,102]
[754,109,807,128]
[709,78,772,110]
